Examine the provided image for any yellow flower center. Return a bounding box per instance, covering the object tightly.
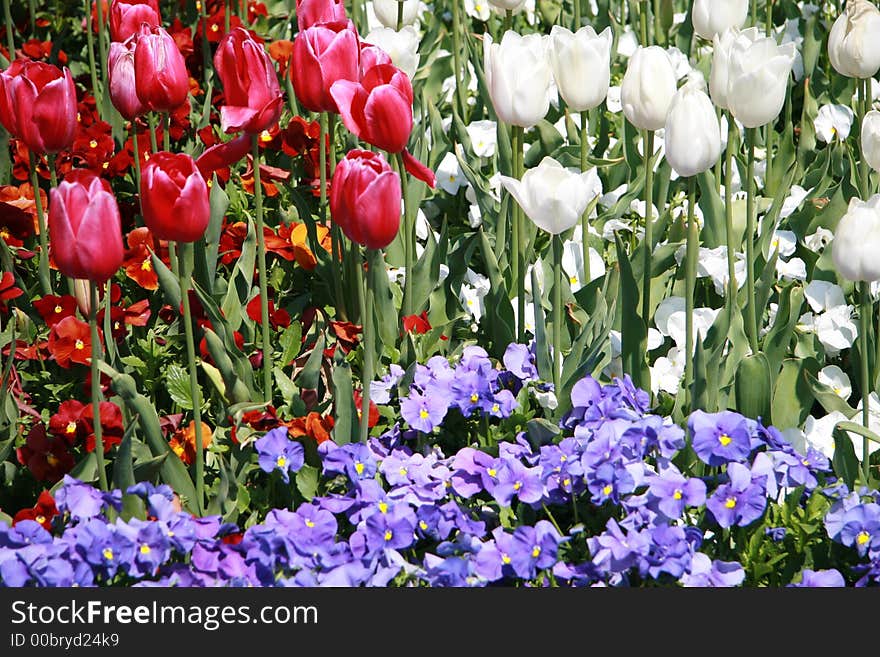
[470,393,479,403]
[66,421,77,434]
[724,497,737,509]
[501,553,511,565]
[419,520,428,531]
[602,484,613,496]
[141,258,152,271]
[383,530,393,542]
[89,139,98,149]
[419,409,429,419]
[75,339,85,350]
[355,462,364,475]
[140,544,151,555]
[513,481,522,491]
[276,455,287,468]
[211,23,219,32]
[531,546,541,558]
[857,531,870,546]
[35,515,45,525]
[399,467,407,476]
[305,519,315,528]
[562,478,571,487]
[569,276,578,285]
[54,305,62,314]
[673,489,683,500]
[492,403,500,413]
[378,502,388,514]
[718,433,732,447]
[260,130,272,143]
[487,468,496,477]
[102,548,114,560]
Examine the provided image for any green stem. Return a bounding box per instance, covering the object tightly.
[163,112,170,152]
[579,111,590,284]
[3,0,14,60]
[744,127,759,353]
[89,282,109,492]
[178,242,205,514]
[321,112,344,322]
[94,0,107,99]
[750,0,757,26]
[225,0,231,33]
[503,9,512,33]
[451,0,466,119]
[251,135,273,404]
[724,112,738,309]
[642,129,654,329]
[552,234,562,398]
[361,249,377,443]
[29,151,51,295]
[28,0,35,36]
[685,176,698,411]
[132,126,142,203]
[639,0,648,45]
[859,77,870,199]
[396,0,403,30]
[765,0,773,35]
[511,126,525,343]
[395,151,414,318]
[199,0,211,87]
[148,113,158,154]
[861,282,872,485]
[573,0,580,29]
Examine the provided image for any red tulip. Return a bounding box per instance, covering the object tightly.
[49,170,124,283]
[108,38,146,121]
[214,27,284,135]
[141,152,210,243]
[359,41,393,73]
[0,60,77,155]
[330,149,401,250]
[134,25,190,113]
[296,0,346,30]
[291,21,359,113]
[330,63,413,153]
[109,0,160,42]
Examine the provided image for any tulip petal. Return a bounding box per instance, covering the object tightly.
[401,149,435,188]
[220,105,260,134]
[329,80,369,140]
[196,134,252,177]
[362,84,412,152]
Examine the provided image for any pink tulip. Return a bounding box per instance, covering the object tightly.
[296,0,346,30]
[0,60,77,154]
[108,38,147,121]
[109,0,160,42]
[291,21,359,113]
[134,25,190,113]
[330,149,401,250]
[330,63,414,153]
[49,170,124,283]
[141,152,211,243]
[214,27,284,135]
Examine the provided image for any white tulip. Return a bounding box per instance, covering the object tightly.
[725,30,796,128]
[664,72,721,178]
[709,26,751,111]
[861,110,880,172]
[488,0,527,11]
[620,46,677,131]
[499,157,599,235]
[828,0,880,79]
[371,0,421,28]
[832,194,880,282]
[483,31,553,128]
[364,26,420,80]
[814,103,854,143]
[548,25,612,112]
[692,0,748,40]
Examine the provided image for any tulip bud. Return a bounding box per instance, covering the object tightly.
[548,25,612,113]
[664,73,721,178]
[291,21,360,113]
[828,0,880,79]
[108,38,147,121]
[109,0,160,42]
[363,27,421,81]
[134,25,190,113]
[692,0,748,41]
[709,27,745,111]
[724,29,796,128]
[620,46,677,132]
[0,61,77,154]
[296,0,347,30]
[330,149,401,249]
[74,278,91,317]
[483,31,553,128]
[141,152,211,243]
[330,62,414,153]
[372,0,420,28]
[862,111,880,173]
[499,157,599,235]
[214,27,284,135]
[48,170,124,283]
[832,195,880,282]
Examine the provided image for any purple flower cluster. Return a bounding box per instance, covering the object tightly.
[824,488,880,585]
[396,345,531,433]
[0,346,859,588]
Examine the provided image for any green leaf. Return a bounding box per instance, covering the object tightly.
[772,358,819,430]
[133,453,168,482]
[151,250,181,310]
[735,353,773,422]
[111,419,139,492]
[295,464,320,501]
[614,234,648,392]
[279,321,303,368]
[805,370,859,419]
[330,353,357,445]
[478,228,515,358]
[295,332,325,390]
[530,265,552,383]
[832,424,861,490]
[167,364,196,410]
